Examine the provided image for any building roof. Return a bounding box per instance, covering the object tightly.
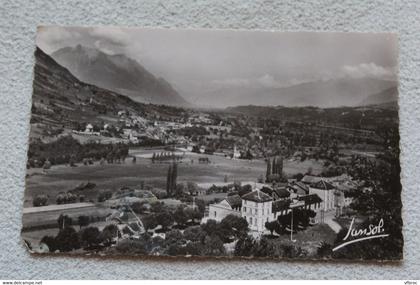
[301,175,322,184]
[289,182,310,194]
[272,200,291,213]
[242,190,273,203]
[273,187,290,198]
[298,194,323,205]
[260,186,273,196]
[225,194,242,208]
[312,180,335,190]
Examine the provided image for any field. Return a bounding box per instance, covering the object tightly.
[24,147,324,207]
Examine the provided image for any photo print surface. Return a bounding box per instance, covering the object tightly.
[23,27,402,261]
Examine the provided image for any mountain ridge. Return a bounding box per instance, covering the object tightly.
[51,45,188,107]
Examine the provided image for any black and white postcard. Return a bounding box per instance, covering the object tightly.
[22,27,402,261]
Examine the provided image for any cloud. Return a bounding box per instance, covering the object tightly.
[88,27,131,46]
[340,63,396,80]
[257,74,282,88]
[211,78,251,88]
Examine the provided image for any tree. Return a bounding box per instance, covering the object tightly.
[203,235,225,256]
[187,181,198,195]
[156,211,174,231]
[78,215,90,229]
[131,201,147,214]
[234,235,255,257]
[54,227,80,252]
[100,224,118,245]
[171,162,178,193]
[174,205,188,227]
[266,158,272,181]
[81,226,101,248]
[175,183,184,197]
[166,165,173,196]
[150,201,164,213]
[238,184,252,197]
[40,235,57,252]
[184,207,202,224]
[57,214,73,230]
[97,190,112,202]
[183,226,205,243]
[265,221,278,236]
[32,194,48,207]
[141,214,158,231]
[220,215,249,239]
[317,242,333,258]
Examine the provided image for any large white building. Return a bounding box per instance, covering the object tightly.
[241,191,273,232]
[203,187,325,233]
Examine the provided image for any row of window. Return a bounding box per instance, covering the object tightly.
[246,216,270,226]
[242,206,270,215]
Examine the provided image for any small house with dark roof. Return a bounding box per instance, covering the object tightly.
[205,195,242,222]
[288,181,309,197]
[225,194,242,211]
[272,186,291,200]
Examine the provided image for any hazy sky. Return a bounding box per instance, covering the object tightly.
[37,26,398,107]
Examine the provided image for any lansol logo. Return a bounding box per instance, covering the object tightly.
[332,217,389,251]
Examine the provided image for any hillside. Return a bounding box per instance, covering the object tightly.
[358,86,398,106]
[30,47,187,140]
[51,45,188,107]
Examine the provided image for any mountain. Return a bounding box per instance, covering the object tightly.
[204,78,397,108]
[358,86,398,106]
[51,45,188,106]
[30,47,187,140]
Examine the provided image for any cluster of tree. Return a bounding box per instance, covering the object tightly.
[175,126,209,137]
[41,215,120,252]
[115,214,248,257]
[27,136,128,168]
[97,190,113,202]
[56,191,79,204]
[151,152,183,163]
[265,156,285,183]
[265,209,316,236]
[234,235,308,258]
[329,148,402,260]
[139,202,204,233]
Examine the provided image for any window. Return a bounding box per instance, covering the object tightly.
[255,209,258,215]
[243,206,246,212]
[214,211,217,217]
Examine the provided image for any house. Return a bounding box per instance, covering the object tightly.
[241,190,273,232]
[288,181,309,197]
[206,194,242,222]
[233,145,241,159]
[85,123,94,133]
[272,185,290,200]
[301,175,323,185]
[309,180,336,211]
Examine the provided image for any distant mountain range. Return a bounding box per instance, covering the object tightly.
[204,77,398,108]
[51,45,188,107]
[358,86,398,106]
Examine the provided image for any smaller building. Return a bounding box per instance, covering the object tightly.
[309,180,336,211]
